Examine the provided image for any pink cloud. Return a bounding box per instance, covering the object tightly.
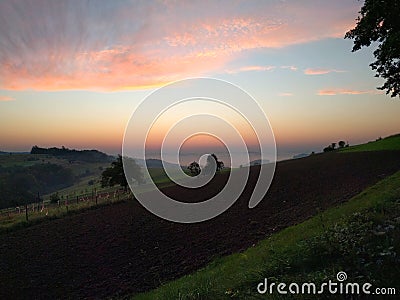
[0,0,362,91]
[304,68,346,75]
[226,65,276,74]
[317,89,384,96]
[0,95,14,101]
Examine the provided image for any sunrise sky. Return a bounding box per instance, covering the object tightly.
[1,0,399,160]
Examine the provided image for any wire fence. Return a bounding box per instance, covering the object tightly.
[0,186,132,224]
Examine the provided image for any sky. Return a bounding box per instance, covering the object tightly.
[0,0,399,162]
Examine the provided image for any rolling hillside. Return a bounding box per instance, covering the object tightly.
[341,134,400,152]
[0,147,113,209]
[1,146,400,298]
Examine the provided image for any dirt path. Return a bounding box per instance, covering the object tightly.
[1,151,400,299]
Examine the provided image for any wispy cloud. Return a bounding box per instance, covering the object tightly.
[0,0,361,91]
[226,64,301,74]
[0,95,14,101]
[226,65,276,74]
[304,68,346,75]
[281,66,298,71]
[317,89,384,96]
[278,92,294,97]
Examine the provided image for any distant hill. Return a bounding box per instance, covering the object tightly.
[0,146,113,209]
[247,159,270,166]
[0,162,76,209]
[0,150,30,155]
[30,146,113,163]
[134,158,183,169]
[293,153,310,159]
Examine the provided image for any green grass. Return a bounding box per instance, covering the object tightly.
[0,195,133,234]
[44,174,103,200]
[341,134,400,152]
[0,187,132,234]
[133,170,400,299]
[0,153,109,173]
[0,153,110,202]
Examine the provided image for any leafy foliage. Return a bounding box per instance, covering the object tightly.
[345,0,400,97]
[101,155,143,190]
[338,140,346,148]
[50,192,60,204]
[211,153,224,171]
[188,161,201,176]
[203,154,224,175]
[323,140,349,152]
[0,163,75,208]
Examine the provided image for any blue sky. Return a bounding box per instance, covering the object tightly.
[0,0,399,159]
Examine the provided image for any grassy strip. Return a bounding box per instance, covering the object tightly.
[0,169,232,234]
[0,193,133,235]
[0,168,187,234]
[133,171,400,299]
[340,134,400,152]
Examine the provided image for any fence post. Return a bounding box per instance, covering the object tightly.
[25,201,28,222]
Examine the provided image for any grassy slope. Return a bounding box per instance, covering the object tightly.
[340,134,400,152]
[0,166,205,233]
[134,169,400,300]
[0,153,110,200]
[134,136,400,299]
[0,153,108,173]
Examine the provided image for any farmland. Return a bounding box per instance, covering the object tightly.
[1,148,400,298]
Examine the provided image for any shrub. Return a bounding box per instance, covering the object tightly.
[50,192,60,204]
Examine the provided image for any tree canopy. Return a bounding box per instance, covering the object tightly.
[188,161,201,176]
[203,154,224,175]
[101,155,143,190]
[31,145,112,163]
[345,0,400,97]
[0,163,75,209]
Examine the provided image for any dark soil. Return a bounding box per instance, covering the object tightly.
[1,151,400,299]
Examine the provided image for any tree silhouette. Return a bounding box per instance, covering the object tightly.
[345,0,400,97]
[338,140,346,148]
[323,140,349,152]
[210,154,224,172]
[101,155,143,191]
[323,144,336,152]
[188,161,201,176]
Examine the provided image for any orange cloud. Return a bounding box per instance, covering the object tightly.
[1,47,228,91]
[0,95,14,101]
[304,68,346,75]
[317,89,384,96]
[0,0,362,91]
